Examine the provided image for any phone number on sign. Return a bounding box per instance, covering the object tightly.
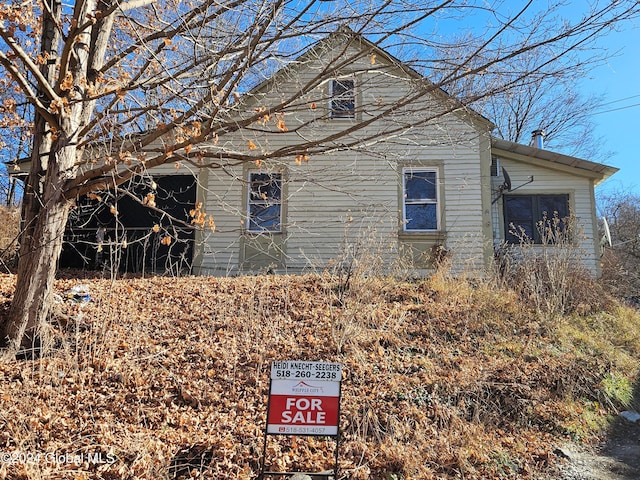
[274,370,339,380]
[277,426,328,434]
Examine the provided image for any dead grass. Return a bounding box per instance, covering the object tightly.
[0,272,638,479]
[0,206,19,270]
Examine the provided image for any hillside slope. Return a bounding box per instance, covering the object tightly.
[0,271,638,479]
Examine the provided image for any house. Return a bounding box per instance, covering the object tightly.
[59,28,618,276]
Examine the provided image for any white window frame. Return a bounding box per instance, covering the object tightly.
[402,167,440,232]
[329,77,356,119]
[247,171,282,233]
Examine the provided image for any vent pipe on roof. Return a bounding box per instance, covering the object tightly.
[531,129,545,149]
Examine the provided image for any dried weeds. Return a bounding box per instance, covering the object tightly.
[0,272,637,479]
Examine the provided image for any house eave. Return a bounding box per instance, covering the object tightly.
[491,137,619,185]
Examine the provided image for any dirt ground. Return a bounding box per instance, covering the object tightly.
[556,417,640,480]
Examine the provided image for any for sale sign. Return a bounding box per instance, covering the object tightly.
[267,361,342,436]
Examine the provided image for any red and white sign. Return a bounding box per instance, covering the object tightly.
[267,361,342,436]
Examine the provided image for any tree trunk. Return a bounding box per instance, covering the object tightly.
[0,0,65,353]
[0,0,108,354]
[1,143,74,353]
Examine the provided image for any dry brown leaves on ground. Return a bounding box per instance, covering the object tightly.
[0,272,635,479]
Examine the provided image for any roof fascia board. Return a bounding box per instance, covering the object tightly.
[492,145,617,183]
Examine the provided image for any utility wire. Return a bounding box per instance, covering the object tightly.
[590,93,640,115]
[598,93,640,107]
[592,102,640,115]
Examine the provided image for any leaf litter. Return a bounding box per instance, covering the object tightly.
[0,272,637,479]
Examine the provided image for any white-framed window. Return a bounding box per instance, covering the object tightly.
[329,78,355,118]
[402,168,439,231]
[247,171,282,232]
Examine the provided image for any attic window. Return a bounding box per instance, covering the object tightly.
[329,78,355,118]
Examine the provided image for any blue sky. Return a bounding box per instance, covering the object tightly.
[409,1,640,201]
[584,20,640,199]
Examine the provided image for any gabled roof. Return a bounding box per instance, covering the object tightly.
[491,137,618,185]
[243,25,495,131]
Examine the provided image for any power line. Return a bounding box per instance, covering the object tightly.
[598,93,640,107]
[592,102,640,116]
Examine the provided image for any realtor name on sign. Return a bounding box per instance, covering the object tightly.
[272,361,341,372]
[267,361,342,436]
[271,361,342,382]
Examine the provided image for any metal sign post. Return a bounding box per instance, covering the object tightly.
[259,361,343,480]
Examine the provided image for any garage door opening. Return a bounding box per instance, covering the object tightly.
[60,175,197,275]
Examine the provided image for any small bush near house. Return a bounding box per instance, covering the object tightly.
[494,214,613,331]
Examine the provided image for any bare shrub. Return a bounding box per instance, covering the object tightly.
[0,205,20,270]
[600,249,640,307]
[323,226,410,354]
[495,214,609,330]
[599,191,640,305]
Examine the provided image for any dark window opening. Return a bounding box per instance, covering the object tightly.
[330,79,355,118]
[504,194,570,244]
[60,175,197,274]
[491,157,500,177]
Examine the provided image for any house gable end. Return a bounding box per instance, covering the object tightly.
[232,27,494,135]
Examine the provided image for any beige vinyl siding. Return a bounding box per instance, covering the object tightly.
[440,135,487,273]
[285,150,398,271]
[491,155,601,275]
[193,39,493,275]
[195,116,489,275]
[194,163,245,275]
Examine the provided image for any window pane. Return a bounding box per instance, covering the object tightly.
[332,79,353,96]
[405,204,437,230]
[331,99,355,116]
[504,195,534,243]
[506,222,535,243]
[504,196,533,221]
[248,172,282,232]
[537,194,569,241]
[503,194,570,244]
[250,173,281,201]
[538,195,568,220]
[249,204,281,231]
[405,171,436,201]
[331,79,355,118]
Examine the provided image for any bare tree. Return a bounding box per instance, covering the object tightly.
[599,191,640,300]
[430,21,613,161]
[0,0,639,353]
